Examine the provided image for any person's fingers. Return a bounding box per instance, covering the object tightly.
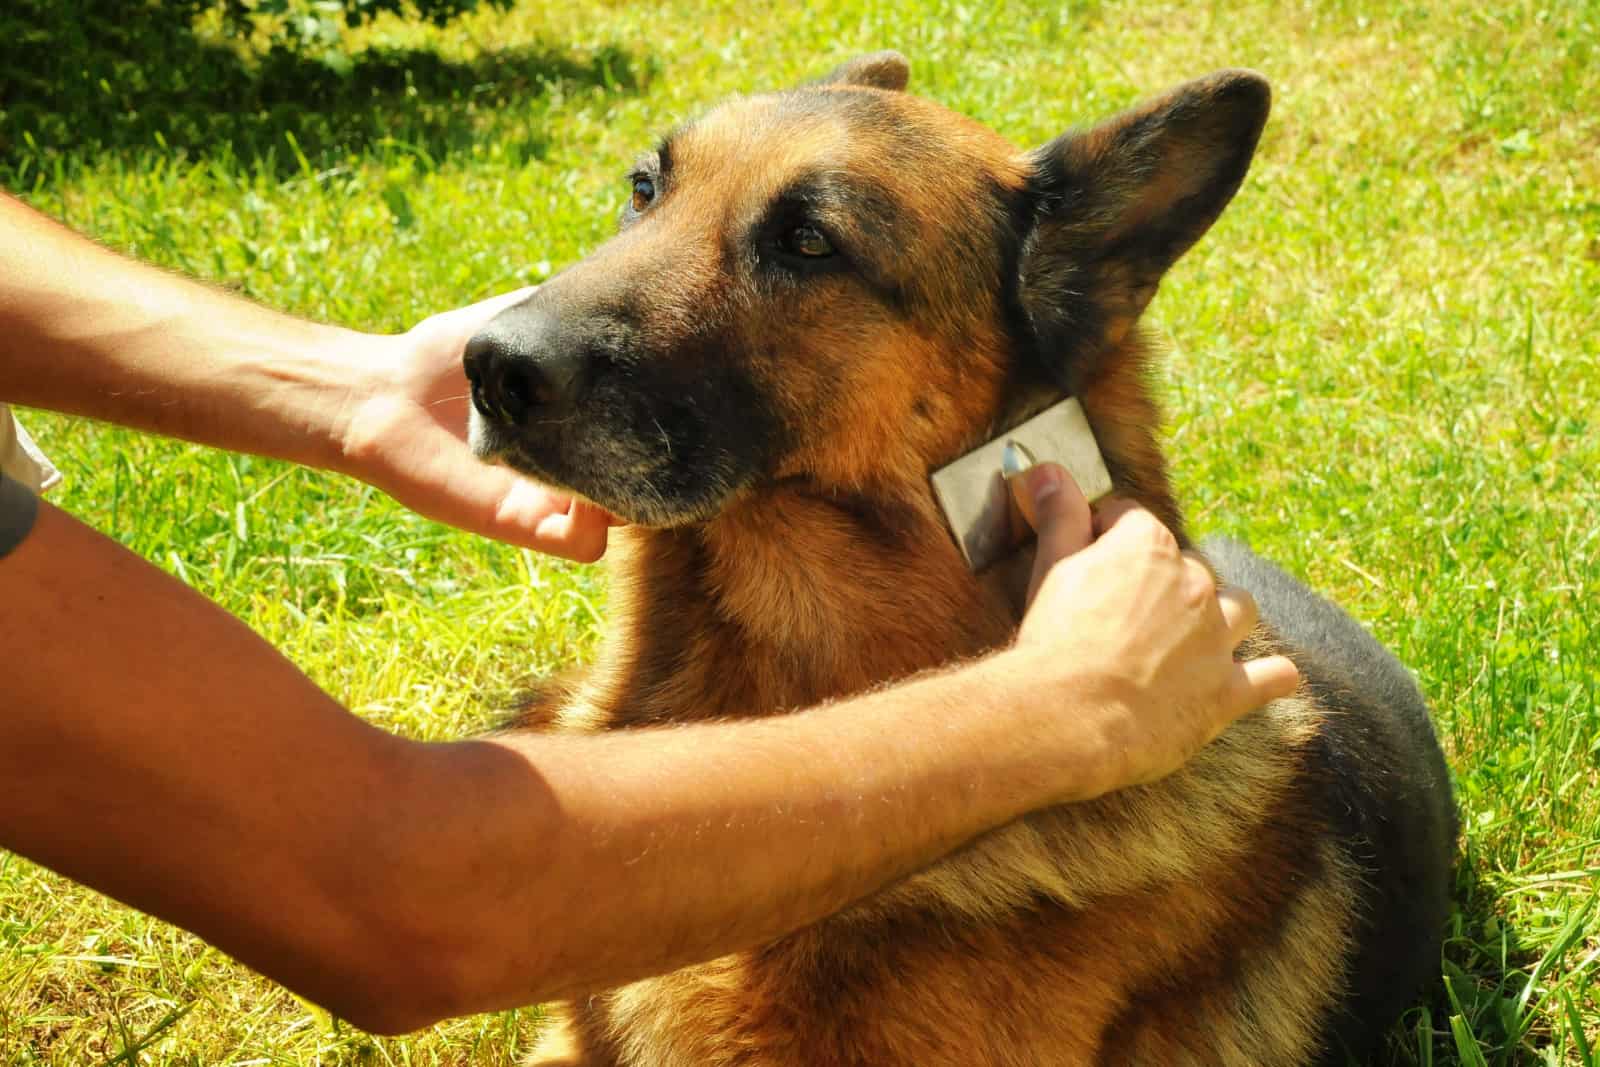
[538,499,615,563]
[425,462,549,547]
[1090,495,1144,536]
[1180,548,1216,580]
[1093,499,1181,566]
[531,508,608,563]
[571,499,618,530]
[447,285,539,331]
[1215,585,1261,647]
[499,479,609,561]
[1008,462,1092,607]
[1178,551,1222,625]
[1011,463,1091,550]
[407,286,540,361]
[381,430,609,560]
[1231,655,1302,712]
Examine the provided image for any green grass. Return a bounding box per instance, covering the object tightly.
[1,0,1596,1062]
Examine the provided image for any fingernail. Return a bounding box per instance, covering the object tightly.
[1000,439,1036,479]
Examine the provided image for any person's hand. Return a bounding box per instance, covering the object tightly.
[336,289,613,561]
[1003,463,1301,801]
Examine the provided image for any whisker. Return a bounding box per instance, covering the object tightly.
[651,416,675,459]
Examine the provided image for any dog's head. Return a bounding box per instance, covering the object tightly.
[466,54,1268,527]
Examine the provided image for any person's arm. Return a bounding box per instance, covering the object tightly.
[0,190,608,559]
[0,464,1296,1034]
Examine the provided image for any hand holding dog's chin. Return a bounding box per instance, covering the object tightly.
[329,290,613,562]
[1006,467,1301,804]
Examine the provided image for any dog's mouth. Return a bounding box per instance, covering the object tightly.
[471,403,762,529]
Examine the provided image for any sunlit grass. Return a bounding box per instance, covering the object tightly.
[1,0,1596,1062]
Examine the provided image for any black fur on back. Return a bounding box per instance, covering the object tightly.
[1203,536,1458,1064]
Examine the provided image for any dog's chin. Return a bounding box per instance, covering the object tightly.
[470,411,755,528]
[556,473,734,528]
[498,455,743,529]
[611,491,738,529]
[568,476,746,529]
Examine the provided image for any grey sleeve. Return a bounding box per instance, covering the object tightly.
[0,471,39,558]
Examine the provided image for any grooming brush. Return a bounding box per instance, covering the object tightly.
[929,397,1114,571]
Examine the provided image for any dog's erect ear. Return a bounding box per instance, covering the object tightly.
[815,51,910,92]
[1017,70,1269,384]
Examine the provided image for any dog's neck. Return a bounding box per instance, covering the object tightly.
[583,348,1183,730]
[590,481,1018,727]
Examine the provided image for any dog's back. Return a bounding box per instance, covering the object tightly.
[1207,536,1456,1062]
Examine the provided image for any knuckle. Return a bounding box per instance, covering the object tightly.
[574,535,608,564]
[1141,516,1179,555]
[1232,587,1261,626]
[1028,558,1066,604]
[1182,560,1217,601]
[556,524,608,564]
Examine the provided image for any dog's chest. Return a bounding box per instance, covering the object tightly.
[596,526,1021,728]
[595,936,1116,1067]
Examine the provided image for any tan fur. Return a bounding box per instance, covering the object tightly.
[517,73,1358,1066]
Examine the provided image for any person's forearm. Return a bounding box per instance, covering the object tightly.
[0,502,1088,1033]
[386,647,1066,1021]
[0,190,369,469]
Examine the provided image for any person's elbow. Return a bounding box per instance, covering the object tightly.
[309,938,528,1036]
[307,739,575,1033]
[310,887,579,1036]
[329,990,448,1038]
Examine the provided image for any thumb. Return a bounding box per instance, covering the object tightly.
[413,286,540,349]
[1008,461,1092,606]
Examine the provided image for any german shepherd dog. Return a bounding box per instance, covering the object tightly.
[465,53,1456,1067]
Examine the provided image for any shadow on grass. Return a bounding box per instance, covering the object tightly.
[0,7,653,182]
[1372,846,1545,1067]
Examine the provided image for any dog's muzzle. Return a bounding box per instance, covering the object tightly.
[464,310,592,431]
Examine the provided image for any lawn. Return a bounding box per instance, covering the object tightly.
[1,0,1596,1063]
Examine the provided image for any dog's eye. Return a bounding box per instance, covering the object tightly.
[631,176,656,213]
[782,224,834,258]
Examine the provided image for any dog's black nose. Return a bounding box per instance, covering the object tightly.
[464,318,588,426]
